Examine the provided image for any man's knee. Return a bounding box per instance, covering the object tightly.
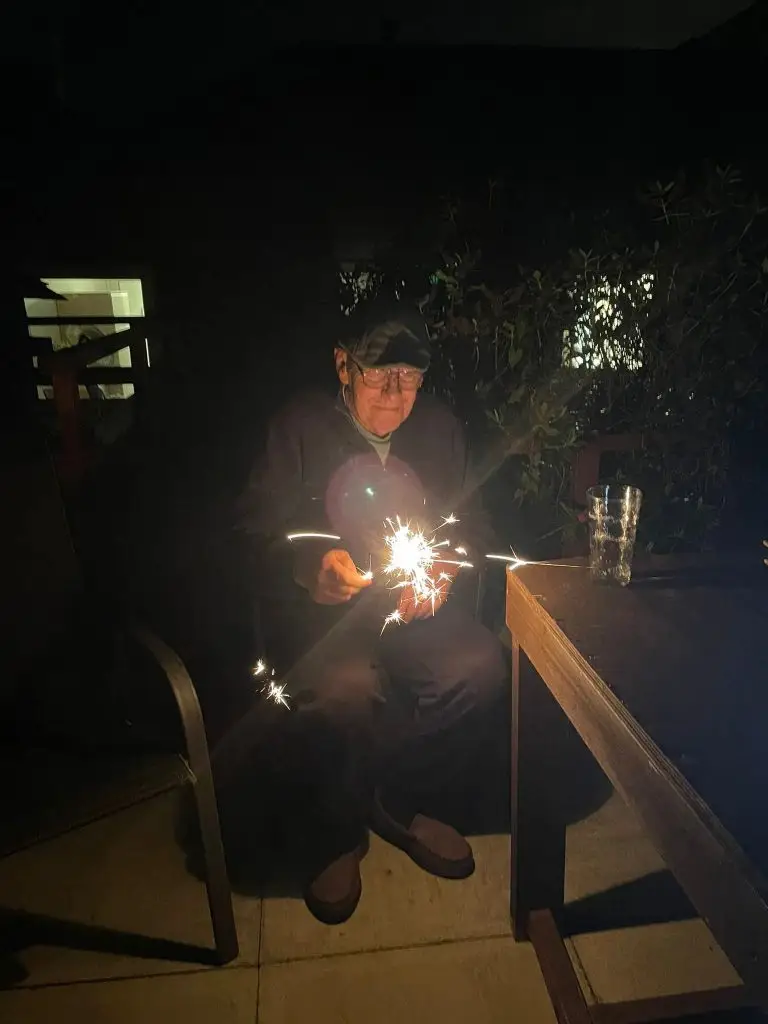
[410,624,507,717]
[293,654,384,725]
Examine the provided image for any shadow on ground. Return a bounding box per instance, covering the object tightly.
[0,907,220,991]
[562,869,698,936]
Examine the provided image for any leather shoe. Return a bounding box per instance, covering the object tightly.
[304,838,368,925]
[370,790,475,879]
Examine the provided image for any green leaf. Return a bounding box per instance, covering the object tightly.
[507,346,523,369]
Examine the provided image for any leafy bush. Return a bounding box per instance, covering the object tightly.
[340,163,768,554]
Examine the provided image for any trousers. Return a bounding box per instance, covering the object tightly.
[278,586,508,861]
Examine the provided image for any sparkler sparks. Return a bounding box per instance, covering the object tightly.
[379,515,471,629]
[252,660,290,708]
[381,609,403,635]
[382,516,441,599]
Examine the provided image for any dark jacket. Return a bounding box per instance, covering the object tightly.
[236,389,494,656]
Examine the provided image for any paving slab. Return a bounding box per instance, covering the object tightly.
[260,832,511,964]
[0,964,259,1024]
[259,936,556,1024]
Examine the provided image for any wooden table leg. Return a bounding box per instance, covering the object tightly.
[510,638,567,940]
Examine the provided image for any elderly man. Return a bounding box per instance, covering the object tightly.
[238,304,506,924]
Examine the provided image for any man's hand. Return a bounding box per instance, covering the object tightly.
[300,548,373,605]
[396,574,454,624]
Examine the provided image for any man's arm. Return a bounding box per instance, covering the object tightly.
[235,401,335,601]
[235,400,370,606]
[236,403,306,542]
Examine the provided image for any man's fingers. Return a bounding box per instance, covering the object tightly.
[396,577,451,624]
[401,589,417,615]
[324,582,360,600]
[312,549,373,605]
[397,587,422,623]
[329,551,373,589]
[315,585,357,605]
[400,603,417,623]
[415,597,438,620]
[413,586,448,620]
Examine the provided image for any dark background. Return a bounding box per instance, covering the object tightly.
[4,0,768,732]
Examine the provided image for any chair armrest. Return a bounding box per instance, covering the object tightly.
[571,433,645,507]
[123,622,213,781]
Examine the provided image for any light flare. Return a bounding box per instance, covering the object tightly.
[485,553,584,571]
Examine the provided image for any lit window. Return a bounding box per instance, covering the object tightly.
[25,278,146,400]
[563,273,653,371]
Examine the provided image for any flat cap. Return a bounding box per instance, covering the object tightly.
[340,304,430,372]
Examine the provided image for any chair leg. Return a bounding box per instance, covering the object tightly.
[191,772,239,964]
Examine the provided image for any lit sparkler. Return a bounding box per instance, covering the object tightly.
[379,515,473,630]
[252,659,290,708]
[286,514,472,632]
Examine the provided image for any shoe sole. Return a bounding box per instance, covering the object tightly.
[403,839,475,880]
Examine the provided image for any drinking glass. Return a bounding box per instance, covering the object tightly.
[587,485,643,586]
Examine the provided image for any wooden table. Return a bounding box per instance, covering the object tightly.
[506,555,768,1023]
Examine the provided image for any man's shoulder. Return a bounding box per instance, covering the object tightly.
[411,391,462,429]
[270,388,340,431]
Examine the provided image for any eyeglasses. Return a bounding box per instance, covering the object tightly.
[349,358,424,391]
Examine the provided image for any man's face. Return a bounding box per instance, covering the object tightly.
[335,347,421,437]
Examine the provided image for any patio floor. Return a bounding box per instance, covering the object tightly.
[0,781,743,1024]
